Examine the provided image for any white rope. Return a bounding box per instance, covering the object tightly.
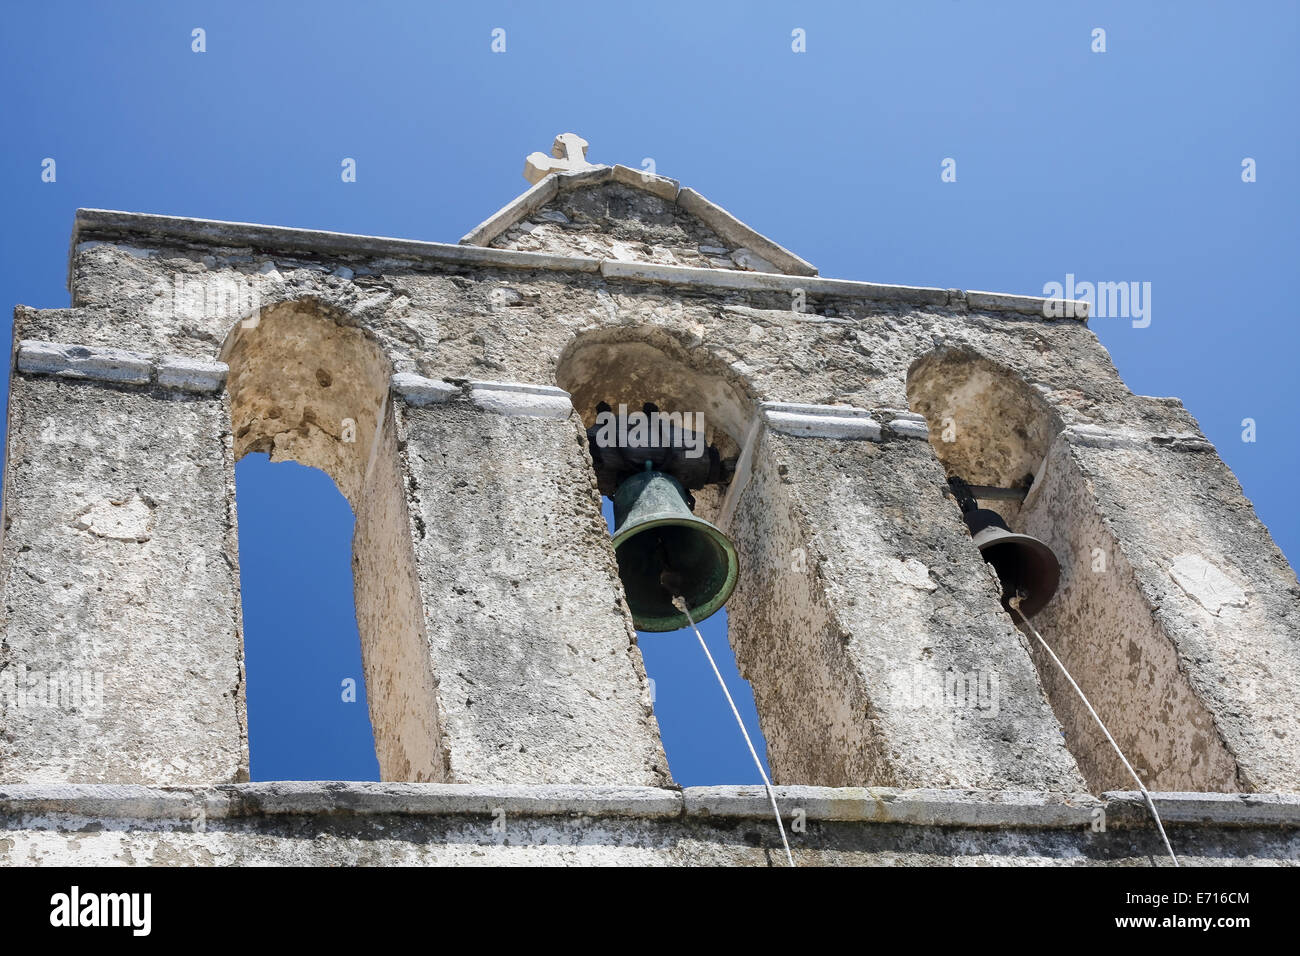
[674,596,795,867]
[1010,597,1178,866]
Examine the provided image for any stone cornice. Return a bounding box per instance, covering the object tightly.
[2,782,1297,830]
[14,340,227,393]
[70,209,1090,321]
[457,164,819,278]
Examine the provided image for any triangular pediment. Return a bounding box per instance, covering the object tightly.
[460,165,817,277]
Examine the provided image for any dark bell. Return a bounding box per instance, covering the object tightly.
[611,468,740,632]
[963,508,1060,617]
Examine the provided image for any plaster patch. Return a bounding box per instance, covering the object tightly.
[1169,554,1248,616]
[889,557,938,592]
[72,495,155,543]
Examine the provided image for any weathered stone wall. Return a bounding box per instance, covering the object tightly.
[553,327,1086,790]
[1021,435,1244,793]
[352,399,445,782]
[398,391,668,786]
[490,180,759,272]
[465,166,819,276]
[3,782,1298,867]
[2,206,1295,804]
[727,427,887,786]
[732,427,1088,790]
[55,234,1164,434]
[1034,431,1300,792]
[223,301,391,505]
[223,299,450,782]
[904,350,1257,794]
[0,377,246,785]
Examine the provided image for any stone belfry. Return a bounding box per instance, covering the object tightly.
[2,135,1299,863]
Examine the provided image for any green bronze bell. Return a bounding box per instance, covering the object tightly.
[611,467,740,632]
[964,508,1060,618]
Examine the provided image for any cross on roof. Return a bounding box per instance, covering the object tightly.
[523,132,599,185]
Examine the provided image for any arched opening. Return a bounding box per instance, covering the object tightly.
[596,498,768,784]
[235,455,379,780]
[907,347,1242,792]
[222,300,445,782]
[906,348,1057,526]
[557,330,771,785]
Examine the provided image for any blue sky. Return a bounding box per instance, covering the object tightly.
[2,2,1296,784]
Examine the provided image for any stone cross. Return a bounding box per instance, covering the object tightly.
[524,132,599,185]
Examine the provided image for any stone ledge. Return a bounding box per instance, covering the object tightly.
[1063,424,1214,453]
[1101,791,1300,828]
[469,381,573,419]
[3,782,1297,830]
[16,340,151,384]
[223,783,683,820]
[761,402,883,440]
[15,340,227,393]
[389,374,574,419]
[72,209,604,279]
[761,403,937,442]
[968,289,1092,320]
[609,163,681,202]
[676,187,817,277]
[599,259,955,307]
[684,787,1101,828]
[0,783,682,822]
[70,209,1089,320]
[459,174,561,247]
[808,277,951,306]
[602,258,798,292]
[390,372,459,407]
[886,418,930,440]
[874,408,926,422]
[156,355,229,392]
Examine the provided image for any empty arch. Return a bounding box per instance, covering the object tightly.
[235,454,379,780]
[221,300,445,782]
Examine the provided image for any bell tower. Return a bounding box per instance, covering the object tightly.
[3,133,1298,809]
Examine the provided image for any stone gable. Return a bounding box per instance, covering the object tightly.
[490,180,767,272]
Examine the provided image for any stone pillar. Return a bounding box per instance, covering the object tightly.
[0,342,246,784]
[392,376,669,786]
[1022,418,1300,792]
[351,396,445,782]
[725,403,1087,791]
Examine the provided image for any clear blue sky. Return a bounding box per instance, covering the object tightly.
[2,2,1296,785]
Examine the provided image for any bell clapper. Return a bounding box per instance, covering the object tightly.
[655,539,689,599]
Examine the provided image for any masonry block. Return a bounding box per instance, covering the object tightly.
[0,377,245,784]
[397,396,669,786]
